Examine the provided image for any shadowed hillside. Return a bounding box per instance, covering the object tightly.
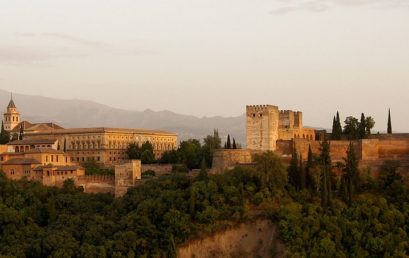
[0,89,245,143]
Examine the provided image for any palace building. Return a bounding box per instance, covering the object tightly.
[2,96,178,166]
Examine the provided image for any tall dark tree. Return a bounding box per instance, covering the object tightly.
[320,136,332,209]
[226,135,231,149]
[387,109,392,134]
[299,154,306,190]
[332,112,343,140]
[365,116,375,135]
[344,116,359,140]
[336,111,342,137]
[232,138,237,149]
[306,145,314,191]
[342,142,359,206]
[358,113,367,139]
[202,129,222,167]
[126,142,141,159]
[19,123,24,140]
[331,116,338,140]
[0,121,10,144]
[288,146,299,189]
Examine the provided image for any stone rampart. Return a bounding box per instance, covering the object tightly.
[76,175,115,194]
[211,149,262,174]
[142,164,173,176]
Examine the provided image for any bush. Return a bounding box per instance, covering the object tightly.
[142,170,156,179]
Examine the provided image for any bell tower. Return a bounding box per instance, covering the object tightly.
[3,93,20,132]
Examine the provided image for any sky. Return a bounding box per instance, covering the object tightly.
[0,0,408,132]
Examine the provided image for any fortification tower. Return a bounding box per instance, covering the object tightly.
[3,94,20,132]
[246,105,279,151]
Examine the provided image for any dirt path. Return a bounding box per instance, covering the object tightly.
[178,220,284,258]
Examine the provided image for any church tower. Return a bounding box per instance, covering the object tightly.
[3,94,21,132]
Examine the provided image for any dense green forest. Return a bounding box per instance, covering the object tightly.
[1,148,409,257]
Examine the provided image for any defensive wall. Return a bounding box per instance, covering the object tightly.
[212,135,409,177]
[76,175,116,194]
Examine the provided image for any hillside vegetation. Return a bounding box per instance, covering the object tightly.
[0,150,408,257]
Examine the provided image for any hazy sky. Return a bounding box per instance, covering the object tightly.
[0,0,408,132]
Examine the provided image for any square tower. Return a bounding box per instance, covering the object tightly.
[246,105,279,151]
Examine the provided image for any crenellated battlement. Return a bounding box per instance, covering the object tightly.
[246,105,278,114]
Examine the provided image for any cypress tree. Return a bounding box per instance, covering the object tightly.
[343,142,359,206]
[226,135,231,149]
[289,146,299,189]
[0,121,9,144]
[232,138,237,149]
[359,113,367,139]
[387,109,392,134]
[331,116,337,140]
[320,136,332,209]
[306,145,314,191]
[335,111,343,139]
[299,154,306,190]
[19,123,24,140]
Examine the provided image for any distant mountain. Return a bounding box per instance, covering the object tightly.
[0,89,246,143]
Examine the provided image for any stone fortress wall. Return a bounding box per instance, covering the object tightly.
[213,135,409,177]
[213,104,409,176]
[246,105,315,153]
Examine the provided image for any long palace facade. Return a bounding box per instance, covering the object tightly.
[3,96,178,166]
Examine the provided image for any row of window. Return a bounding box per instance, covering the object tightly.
[68,141,175,151]
[4,116,19,122]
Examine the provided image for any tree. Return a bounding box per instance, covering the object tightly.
[306,145,314,191]
[365,116,375,135]
[232,138,237,149]
[19,123,24,140]
[126,143,141,160]
[320,136,332,209]
[342,142,359,205]
[387,109,392,134]
[160,150,180,164]
[202,129,222,167]
[336,112,342,138]
[141,149,155,164]
[0,121,10,144]
[332,112,343,140]
[226,135,231,149]
[197,159,209,181]
[140,142,155,164]
[343,116,359,140]
[358,113,367,139]
[253,151,287,192]
[288,146,299,189]
[299,154,306,190]
[178,139,202,170]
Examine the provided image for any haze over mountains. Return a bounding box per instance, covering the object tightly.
[0,89,246,143]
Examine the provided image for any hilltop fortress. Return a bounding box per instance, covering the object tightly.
[213,104,409,176]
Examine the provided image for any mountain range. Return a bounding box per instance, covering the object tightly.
[0,89,246,144]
